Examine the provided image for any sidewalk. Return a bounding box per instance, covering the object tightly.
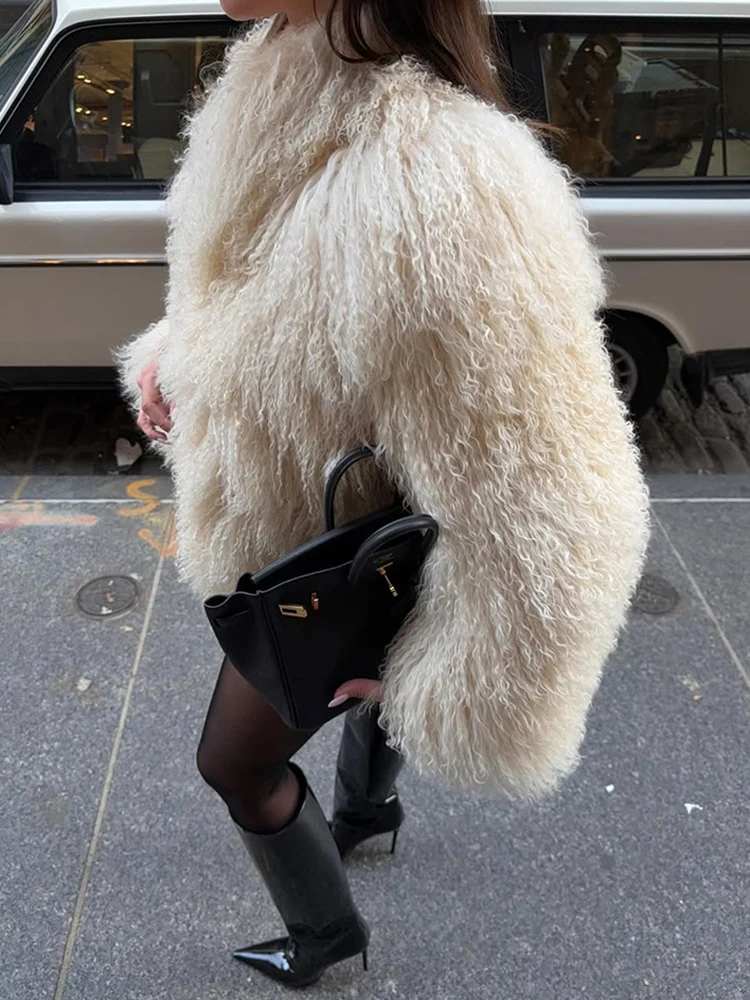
[1,471,749,1000]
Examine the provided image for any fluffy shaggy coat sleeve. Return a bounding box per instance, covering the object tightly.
[321,100,650,795]
[114,316,172,466]
[113,37,649,794]
[116,315,170,414]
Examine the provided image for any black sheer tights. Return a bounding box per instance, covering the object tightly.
[197,657,317,834]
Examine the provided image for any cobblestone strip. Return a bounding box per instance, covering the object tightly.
[636,350,750,475]
[3,368,750,476]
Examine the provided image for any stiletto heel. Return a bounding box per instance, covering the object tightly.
[331,798,404,859]
[331,705,406,859]
[362,949,369,971]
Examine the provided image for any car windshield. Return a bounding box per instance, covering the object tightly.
[0,0,54,108]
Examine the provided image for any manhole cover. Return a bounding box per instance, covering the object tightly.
[632,573,680,615]
[76,576,139,619]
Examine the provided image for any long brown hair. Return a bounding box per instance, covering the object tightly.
[270,0,512,110]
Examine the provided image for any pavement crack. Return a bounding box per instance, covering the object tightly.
[52,512,173,1000]
[653,508,750,692]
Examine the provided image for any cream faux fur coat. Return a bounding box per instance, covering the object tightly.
[118,17,650,795]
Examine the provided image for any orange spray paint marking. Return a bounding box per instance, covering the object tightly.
[117,479,177,559]
[0,504,97,532]
[138,522,178,559]
[118,479,161,518]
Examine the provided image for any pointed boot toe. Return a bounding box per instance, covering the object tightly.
[233,937,304,983]
[234,764,370,988]
[233,919,369,988]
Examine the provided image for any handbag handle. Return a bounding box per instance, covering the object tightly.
[348,514,440,585]
[324,446,375,531]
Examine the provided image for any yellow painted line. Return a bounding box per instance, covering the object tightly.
[10,475,30,502]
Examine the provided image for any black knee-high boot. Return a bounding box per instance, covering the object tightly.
[330,705,405,859]
[233,763,370,988]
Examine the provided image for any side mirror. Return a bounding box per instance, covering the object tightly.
[0,144,14,205]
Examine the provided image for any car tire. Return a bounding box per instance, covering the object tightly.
[605,315,670,419]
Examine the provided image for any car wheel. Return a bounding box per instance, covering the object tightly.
[605,316,670,419]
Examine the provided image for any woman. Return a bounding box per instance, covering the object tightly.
[119,0,649,988]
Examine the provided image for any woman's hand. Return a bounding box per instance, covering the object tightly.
[328,679,384,709]
[136,359,172,442]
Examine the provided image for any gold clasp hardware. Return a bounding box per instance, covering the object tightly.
[377,563,398,598]
[279,604,308,618]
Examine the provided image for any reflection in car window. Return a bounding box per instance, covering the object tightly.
[724,35,750,177]
[14,35,228,184]
[540,30,750,179]
[0,0,53,107]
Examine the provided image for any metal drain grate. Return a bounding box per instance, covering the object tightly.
[77,576,139,619]
[632,573,680,615]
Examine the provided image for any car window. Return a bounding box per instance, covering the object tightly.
[539,29,750,179]
[0,0,53,108]
[724,35,750,177]
[13,34,228,184]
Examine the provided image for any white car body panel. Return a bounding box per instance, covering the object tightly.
[1,0,749,371]
[50,0,750,19]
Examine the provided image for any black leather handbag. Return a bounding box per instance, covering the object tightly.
[204,447,439,730]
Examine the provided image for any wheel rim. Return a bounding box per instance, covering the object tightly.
[608,343,639,403]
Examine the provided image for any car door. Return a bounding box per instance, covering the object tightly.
[0,15,231,382]
[504,14,750,414]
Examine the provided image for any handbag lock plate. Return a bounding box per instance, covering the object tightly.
[279,604,308,618]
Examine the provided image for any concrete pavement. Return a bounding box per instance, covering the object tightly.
[1,469,749,1000]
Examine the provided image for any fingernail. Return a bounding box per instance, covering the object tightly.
[327,694,350,709]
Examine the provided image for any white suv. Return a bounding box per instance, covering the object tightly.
[2,0,750,416]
